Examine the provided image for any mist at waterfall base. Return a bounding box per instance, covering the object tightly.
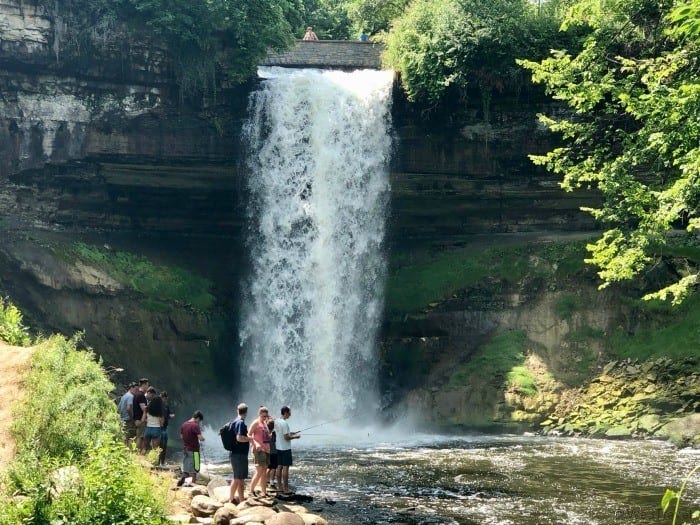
[238,66,394,422]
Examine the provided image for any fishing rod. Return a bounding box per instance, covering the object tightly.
[293,416,346,433]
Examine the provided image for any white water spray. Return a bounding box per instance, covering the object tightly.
[240,67,394,420]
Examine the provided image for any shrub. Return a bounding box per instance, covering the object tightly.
[0,335,169,524]
[0,296,30,346]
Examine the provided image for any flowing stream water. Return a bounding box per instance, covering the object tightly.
[240,66,393,418]
[202,431,699,525]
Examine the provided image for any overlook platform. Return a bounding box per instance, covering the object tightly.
[261,40,384,70]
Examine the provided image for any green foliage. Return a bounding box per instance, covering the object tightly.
[507,365,539,396]
[58,242,214,311]
[41,0,302,92]
[344,0,410,35]
[387,240,588,313]
[0,335,168,525]
[301,0,353,39]
[520,0,700,304]
[0,296,30,346]
[12,334,121,459]
[662,464,700,525]
[385,0,573,111]
[449,330,528,387]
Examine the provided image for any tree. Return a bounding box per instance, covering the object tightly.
[384,0,569,117]
[520,0,700,304]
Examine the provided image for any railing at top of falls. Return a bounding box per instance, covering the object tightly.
[260,40,385,70]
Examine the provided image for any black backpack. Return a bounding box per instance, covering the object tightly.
[219,421,237,451]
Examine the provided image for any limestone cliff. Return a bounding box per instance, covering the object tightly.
[0,0,625,414]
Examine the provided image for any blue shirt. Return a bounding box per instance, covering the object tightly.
[232,417,249,454]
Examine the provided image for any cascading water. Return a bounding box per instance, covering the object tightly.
[240,67,394,420]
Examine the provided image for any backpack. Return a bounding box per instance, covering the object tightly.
[219,421,237,451]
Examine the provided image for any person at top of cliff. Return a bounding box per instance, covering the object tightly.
[303,27,318,41]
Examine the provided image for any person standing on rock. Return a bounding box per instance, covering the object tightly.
[228,403,251,504]
[247,406,272,497]
[274,405,300,495]
[178,410,205,487]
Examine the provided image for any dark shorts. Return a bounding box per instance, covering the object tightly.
[268,453,278,470]
[230,452,248,480]
[277,449,292,466]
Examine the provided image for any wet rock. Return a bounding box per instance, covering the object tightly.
[655,414,700,446]
[605,425,632,439]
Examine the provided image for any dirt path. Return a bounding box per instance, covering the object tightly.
[0,342,32,468]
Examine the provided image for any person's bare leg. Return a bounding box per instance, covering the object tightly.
[283,466,290,493]
[276,465,283,492]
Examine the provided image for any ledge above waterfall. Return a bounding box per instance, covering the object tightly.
[260,40,385,70]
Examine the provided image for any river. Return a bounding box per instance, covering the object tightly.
[201,429,699,525]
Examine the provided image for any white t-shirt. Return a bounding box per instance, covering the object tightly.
[275,418,292,451]
[146,413,161,428]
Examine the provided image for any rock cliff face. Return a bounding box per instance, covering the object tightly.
[0,1,603,410]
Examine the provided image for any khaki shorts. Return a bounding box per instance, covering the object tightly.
[135,420,146,440]
[253,450,270,467]
[122,420,137,440]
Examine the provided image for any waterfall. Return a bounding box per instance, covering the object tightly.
[240,67,394,420]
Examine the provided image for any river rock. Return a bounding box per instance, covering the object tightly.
[230,506,278,524]
[212,485,232,504]
[265,512,305,525]
[299,513,328,525]
[208,475,229,498]
[191,495,224,517]
[181,485,210,500]
[655,414,700,445]
[605,425,632,439]
[213,505,237,525]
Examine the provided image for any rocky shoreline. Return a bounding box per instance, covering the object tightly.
[540,358,700,446]
[167,474,328,525]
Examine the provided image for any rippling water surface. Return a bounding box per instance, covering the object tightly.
[204,432,699,525]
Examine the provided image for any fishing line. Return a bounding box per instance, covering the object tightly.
[294,416,346,433]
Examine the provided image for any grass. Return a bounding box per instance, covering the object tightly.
[0,334,169,525]
[449,330,529,387]
[608,293,700,366]
[386,240,589,314]
[55,242,215,312]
